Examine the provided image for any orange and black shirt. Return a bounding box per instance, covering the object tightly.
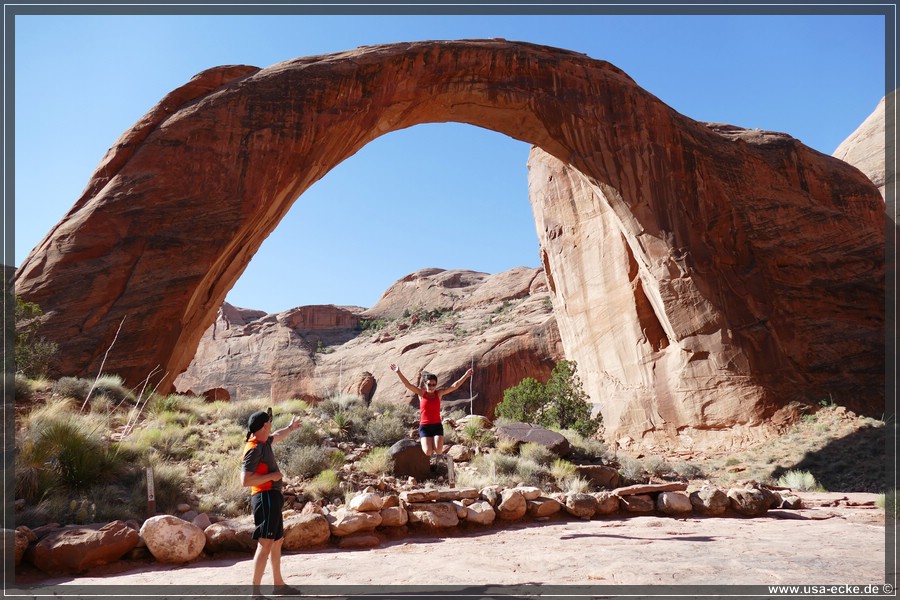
[242,437,281,495]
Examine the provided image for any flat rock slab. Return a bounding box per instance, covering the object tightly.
[613,482,688,496]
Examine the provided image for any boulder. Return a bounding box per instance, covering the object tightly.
[13,527,34,566]
[727,485,773,517]
[497,489,527,521]
[349,492,383,512]
[406,502,459,528]
[575,465,620,489]
[619,494,655,513]
[464,501,497,525]
[481,485,502,507]
[495,422,571,456]
[447,444,474,462]
[378,506,409,527]
[326,508,382,537]
[690,485,730,516]
[203,515,257,553]
[592,491,620,515]
[389,439,430,481]
[140,515,206,564]
[26,521,139,575]
[526,497,562,518]
[513,486,542,501]
[565,493,597,519]
[657,491,693,515]
[282,512,331,550]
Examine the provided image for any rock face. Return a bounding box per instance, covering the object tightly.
[14,40,884,449]
[175,267,562,416]
[529,136,884,448]
[833,94,889,202]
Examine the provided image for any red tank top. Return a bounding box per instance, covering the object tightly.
[419,391,441,425]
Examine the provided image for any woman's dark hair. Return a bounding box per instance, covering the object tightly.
[423,372,438,384]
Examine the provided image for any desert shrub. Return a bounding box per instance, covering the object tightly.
[642,455,673,478]
[518,442,555,467]
[459,416,496,448]
[52,377,93,401]
[27,417,125,491]
[370,398,420,428]
[196,457,247,517]
[147,459,192,512]
[481,453,520,481]
[279,398,311,416]
[291,421,326,447]
[318,394,366,418]
[550,458,577,483]
[304,469,342,501]
[496,360,601,437]
[495,436,519,455]
[619,456,646,485]
[358,447,393,475]
[365,413,406,447]
[279,445,334,479]
[673,461,705,480]
[89,374,136,406]
[514,458,550,487]
[559,429,612,462]
[561,476,591,494]
[455,467,496,490]
[776,469,825,492]
[14,295,58,378]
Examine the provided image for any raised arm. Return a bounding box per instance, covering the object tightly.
[438,368,474,398]
[390,363,423,395]
[270,414,302,444]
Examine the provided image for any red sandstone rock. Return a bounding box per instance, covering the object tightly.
[14,40,884,449]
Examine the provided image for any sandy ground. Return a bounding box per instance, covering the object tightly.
[10,493,894,597]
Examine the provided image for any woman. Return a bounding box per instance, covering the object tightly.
[390,363,473,456]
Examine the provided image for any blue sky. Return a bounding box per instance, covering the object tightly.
[12,11,887,314]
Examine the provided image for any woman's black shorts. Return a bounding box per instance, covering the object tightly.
[250,489,284,541]
[418,422,444,438]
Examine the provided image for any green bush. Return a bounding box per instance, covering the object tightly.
[52,377,93,401]
[14,295,57,378]
[776,469,825,492]
[550,458,576,483]
[279,445,334,479]
[519,442,555,467]
[365,413,406,447]
[496,360,602,438]
[358,447,393,475]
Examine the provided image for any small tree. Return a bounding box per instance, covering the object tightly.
[496,360,602,438]
[15,295,58,378]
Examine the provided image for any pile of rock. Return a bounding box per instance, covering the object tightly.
[10,480,799,577]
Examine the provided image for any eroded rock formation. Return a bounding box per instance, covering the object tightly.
[175,266,562,417]
[15,40,885,448]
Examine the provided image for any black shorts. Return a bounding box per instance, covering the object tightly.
[250,489,284,541]
[419,422,444,438]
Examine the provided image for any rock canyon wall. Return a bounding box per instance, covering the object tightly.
[14,40,886,449]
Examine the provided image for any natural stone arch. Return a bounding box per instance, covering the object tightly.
[15,40,884,446]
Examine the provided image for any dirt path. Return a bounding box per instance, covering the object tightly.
[11,492,891,597]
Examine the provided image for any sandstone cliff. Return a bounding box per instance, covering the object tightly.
[174,267,563,417]
[833,94,890,202]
